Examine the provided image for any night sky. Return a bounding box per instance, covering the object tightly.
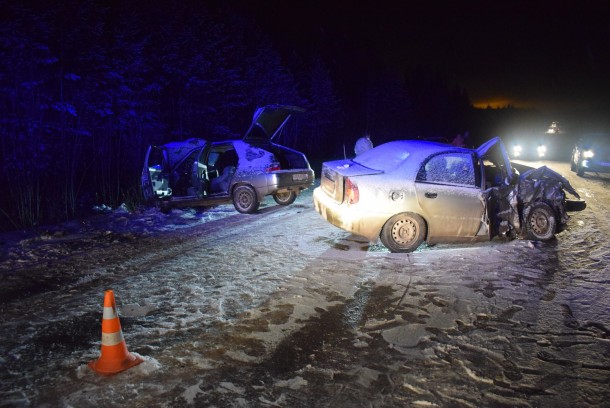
[245,1,610,113]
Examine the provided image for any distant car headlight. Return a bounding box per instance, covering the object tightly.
[512,145,522,157]
[583,150,594,158]
[537,145,547,157]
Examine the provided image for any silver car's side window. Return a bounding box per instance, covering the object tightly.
[416,153,475,186]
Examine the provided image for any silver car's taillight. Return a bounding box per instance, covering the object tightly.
[345,177,359,205]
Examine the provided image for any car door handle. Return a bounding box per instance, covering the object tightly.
[425,192,438,199]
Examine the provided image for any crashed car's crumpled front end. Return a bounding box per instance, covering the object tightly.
[519,166,581,227]
[484,165,585,240]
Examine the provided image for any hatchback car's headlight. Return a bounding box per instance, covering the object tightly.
[583,150,594,158]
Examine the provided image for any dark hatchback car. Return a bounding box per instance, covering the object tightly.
[141,105,315,213]
[571,132,610,176]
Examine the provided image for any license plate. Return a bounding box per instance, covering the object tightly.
[292,174,308,181]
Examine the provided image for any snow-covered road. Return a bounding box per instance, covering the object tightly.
[1,161,609,407]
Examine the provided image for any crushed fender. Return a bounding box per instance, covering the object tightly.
[485,165,585,240]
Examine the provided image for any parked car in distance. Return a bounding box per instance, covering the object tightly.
[142,105,314,214]
[314,137,584,253]
[570,132,610,176]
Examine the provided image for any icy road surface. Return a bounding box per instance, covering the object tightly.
[1,161,609,407]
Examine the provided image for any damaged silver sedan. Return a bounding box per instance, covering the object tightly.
[313,137,585,252]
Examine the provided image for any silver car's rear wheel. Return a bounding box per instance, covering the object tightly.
[273,191,297,205]
[523,202,556,241]
[232,185,260,214]
[380,212,427,253]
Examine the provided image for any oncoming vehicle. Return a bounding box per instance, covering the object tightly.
[313,137,584,253]
[570,132,610,177]
[509,139,548,160]
[508,122,570,160]
[142,105,314,214]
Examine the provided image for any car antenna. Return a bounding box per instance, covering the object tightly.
[343,143,347,159]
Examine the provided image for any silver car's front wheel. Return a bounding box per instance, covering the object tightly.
[523,202,556,241]
[380,212,427,253]
[232,185,260,214]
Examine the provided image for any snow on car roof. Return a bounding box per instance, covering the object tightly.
[353,140,468,172]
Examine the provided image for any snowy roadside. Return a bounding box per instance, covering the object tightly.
[0,197,280,303]
[1,203,236,271]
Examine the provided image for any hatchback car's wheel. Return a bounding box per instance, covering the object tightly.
[380,212,427,253]
[273,191,297,206]
[576,162,585,177]
[232,185,260,214]
[523,202,556,241]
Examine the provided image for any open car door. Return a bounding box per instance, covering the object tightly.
[141,145,172,201]
[476,136,514,182]
[476,137,520,239]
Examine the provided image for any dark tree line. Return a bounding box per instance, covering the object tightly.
[0,0,474,231]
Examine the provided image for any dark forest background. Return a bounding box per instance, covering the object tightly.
[0,1,581,231]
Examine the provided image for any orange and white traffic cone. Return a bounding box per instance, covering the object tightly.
[89,290,144,375]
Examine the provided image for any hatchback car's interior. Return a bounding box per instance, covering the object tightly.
[207,147,238,194]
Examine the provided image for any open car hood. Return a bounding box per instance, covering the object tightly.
[243,105,305,144]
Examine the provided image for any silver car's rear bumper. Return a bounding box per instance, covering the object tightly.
[313,187,389,242]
